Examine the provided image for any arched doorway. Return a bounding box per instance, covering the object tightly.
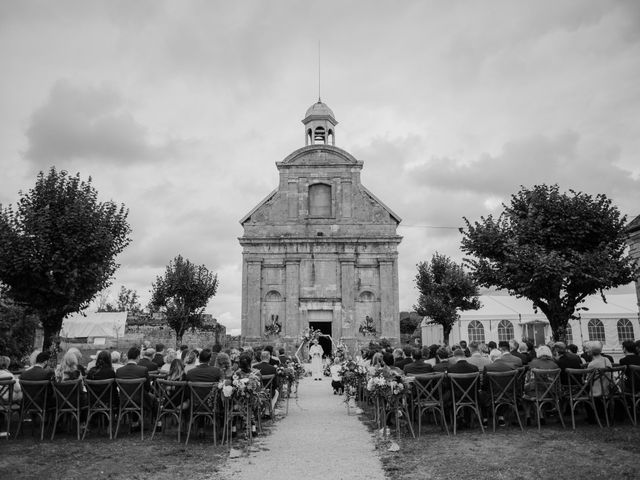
[309,321,332,357]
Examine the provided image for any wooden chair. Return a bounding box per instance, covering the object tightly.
[522,368,566,431]
[185,381,219,445]
[599,366,633,427]
[486,369,523,432]
[261,374,277,422]
[0,379,19,438]
[410,373,448,436]
[564,368,601,429]
[624,364,640,426]
[114,378,147,440]
[152,379,187,442]
[84,378,116,439]
[16,379,52,440]
[221,395,253,449]
[448,372,484,434]
[51,378,84,440]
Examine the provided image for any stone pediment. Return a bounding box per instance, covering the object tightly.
[278,145,362,167]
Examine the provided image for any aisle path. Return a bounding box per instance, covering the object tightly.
[215,377,386,480]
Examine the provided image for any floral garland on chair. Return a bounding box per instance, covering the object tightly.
[264,314,282,337]
[358,315,378,337]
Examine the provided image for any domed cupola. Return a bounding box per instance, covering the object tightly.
[302,100,338,146]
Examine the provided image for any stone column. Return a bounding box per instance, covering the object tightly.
[340,258,356,339]
[285,259,301,338]
[379,259,399,342]
[245,260,263,341]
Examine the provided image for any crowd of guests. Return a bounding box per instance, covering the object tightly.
[326,337,640,428]
[0,341,299,437]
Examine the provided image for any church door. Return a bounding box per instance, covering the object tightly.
[309,321,332,357]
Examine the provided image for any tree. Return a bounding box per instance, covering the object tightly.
[399,311,422,335]
[413,253,481,344]
[460,184,638,342]
[116,286,141,313]
[0,295,39,366]
[150,255,219,347]
[0,168,131,349]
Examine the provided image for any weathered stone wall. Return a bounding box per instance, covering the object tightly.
[627,218,640,308]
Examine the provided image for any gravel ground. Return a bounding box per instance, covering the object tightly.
[215,377,386,480]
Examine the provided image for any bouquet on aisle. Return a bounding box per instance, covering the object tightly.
[291,361,307,381]
[366,367,411,401]
[218,373,263,403]
[276,363,296,385]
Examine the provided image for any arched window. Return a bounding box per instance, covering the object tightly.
[617,318,635,343]
[565,323,573,345]
[309,183,331,217]
[358,291,375,302]
[588,318,606,343]
[468,320,485,343]
[265,290,282,302]
[313,126,326,143]
[497,320,514,342]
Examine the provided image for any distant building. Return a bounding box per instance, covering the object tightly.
[626,214,640,308]
[239,100,402,352]
[421,294,639,355]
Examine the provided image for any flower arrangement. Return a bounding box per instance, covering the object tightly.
[339,360,369,405]
[264,314,282,337]
[291,361,307,381]
[300,326,322,344]
[365,367,410,400]
[276,363,296,385]
[358,315,378,337]
[217,373,263,403]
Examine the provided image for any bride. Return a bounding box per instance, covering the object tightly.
[309,339,324,381]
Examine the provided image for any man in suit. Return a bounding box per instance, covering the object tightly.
[277,347,291,365]
[254,351,278,397]
[263,345,281,366]
[138,348,158,372]
[432,347,451,373]
[447,349,484,426]
[116,346,156,427]
[467,341,491,371]
[185,349,222,383]
[20,351,55,407]
[403,348,434,375]
[152,344,165,369]
[509,340,527,364]
[496,341,523,368]
[553,341,583,385]
[395,346,414,371]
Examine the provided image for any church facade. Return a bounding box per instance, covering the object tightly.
[239,101,402,351]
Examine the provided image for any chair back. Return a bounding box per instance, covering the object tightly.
[188,381,218,415]
[52,378,83,413]
[156,379,187,412]
[411,373,445,405]
[529,368,562,401]
[85,378,116,412]
[602,366,625,398]
[565,368,597,401]
[448,372,480,406]
[19,379,51,413]
[116,378,146,410]
[261,374,276,394]
[0,379,15,408]
[486,369,519,405]
[629,364,640,396]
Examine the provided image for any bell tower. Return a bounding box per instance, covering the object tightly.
[302,100,338,146]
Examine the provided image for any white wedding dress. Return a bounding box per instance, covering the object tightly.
[310,344,324,380]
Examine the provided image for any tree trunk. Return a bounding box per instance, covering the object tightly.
[41,320,59,351]
[443,323,451,346]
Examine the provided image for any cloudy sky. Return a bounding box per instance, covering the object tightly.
[1,1,639,334]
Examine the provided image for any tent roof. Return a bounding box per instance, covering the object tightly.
[459,294,638,322]
[61,311,127,338]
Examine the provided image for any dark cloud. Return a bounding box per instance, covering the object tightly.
[25,80,163,165]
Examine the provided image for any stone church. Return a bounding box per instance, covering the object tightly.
[239,100,402,352]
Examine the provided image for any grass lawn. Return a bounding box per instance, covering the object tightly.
[376,424,639,480]
[0,430,228,479]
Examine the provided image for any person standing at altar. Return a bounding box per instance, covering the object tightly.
[309,339,324,381]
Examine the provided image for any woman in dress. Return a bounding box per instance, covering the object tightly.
[309,339,324,381]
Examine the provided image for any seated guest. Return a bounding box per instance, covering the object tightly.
[432,347,451,372]
[509,340,527,364]
[587,341,611,397]
[183,349,199,372]
[166,359,187,382]
[330,361,343,395]
[55,351,83,382]
[459,340,471,358]
[254,351,278,377]
[522,345,558,425]
[620,340,640,367]
[214,353,233,379]
[263,345,281,366]
[488,341,502,362]
[87,351,116,380]
[448,349,479,374]
[383,352,403,376]
[425,345,439,366]
[496,341,523,368]
[209,344,222,367]
[152,344,165,369]
[553,342,582,385]
[160,349,177,373]
[20,351,55,408]
[391,348,404,366]
[111,351,124,371]
[87,351,101,371]
[518,342,530,365]
[117,346,157,428]
[580,342,593,364]
[0,355,22,403]
[394,346,413,370]
[403,348,434,375]
[138,348,158,372]
[185,349,222,383]
[467,341,492,371]
[66,347,87,376]
[277,347,291,365]
[528,345,558,370]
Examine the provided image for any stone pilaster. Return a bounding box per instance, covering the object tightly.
[245,260,263,340]
[379,259,399,341]
[340,258,356,338]
[285,259,301,338]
